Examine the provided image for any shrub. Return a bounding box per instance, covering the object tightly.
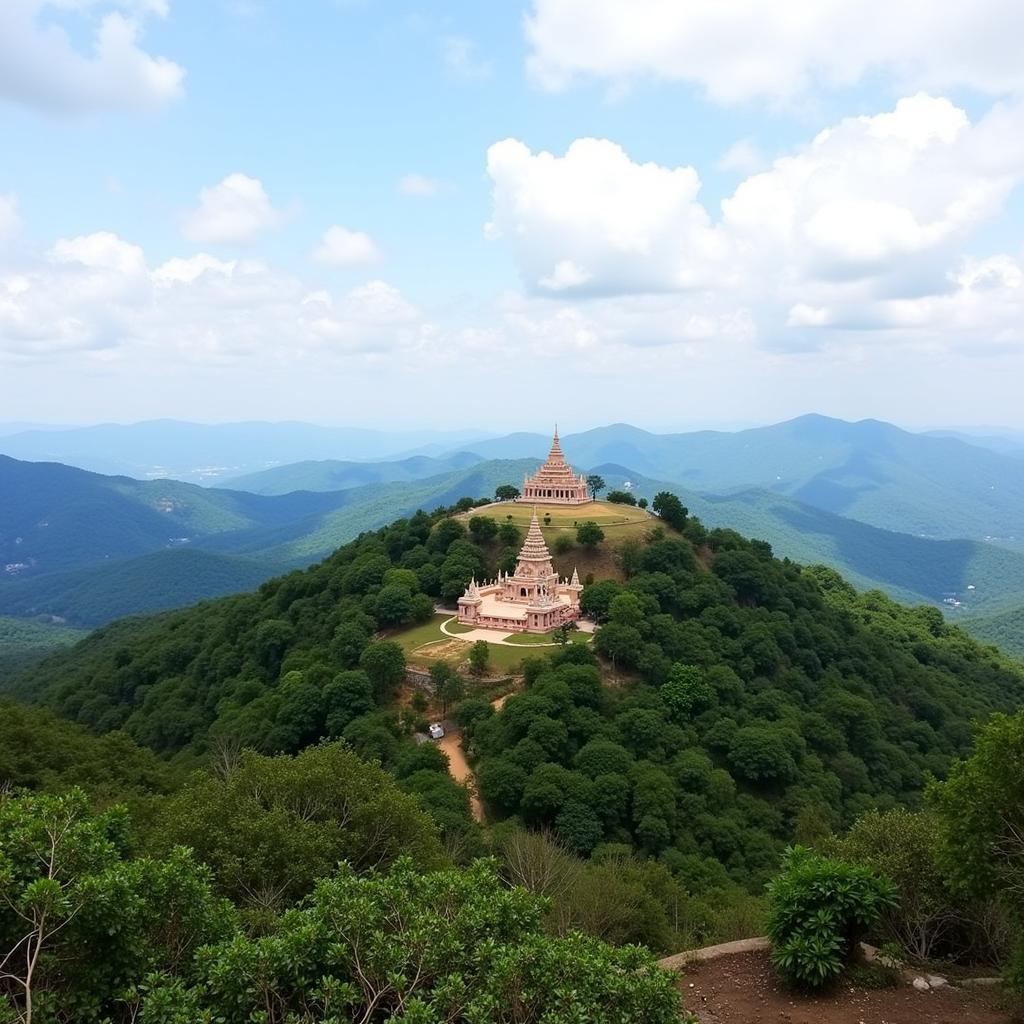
[766,846,897,989]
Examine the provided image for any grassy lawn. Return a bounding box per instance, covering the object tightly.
[388,614,452,656]
[445,620,475,634]
[503,629,591,647]
[459,500,652,534]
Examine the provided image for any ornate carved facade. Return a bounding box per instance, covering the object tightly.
[457,508,582,633]
[520,428,591,505]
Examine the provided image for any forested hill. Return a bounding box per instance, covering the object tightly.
[14,498,1024,886]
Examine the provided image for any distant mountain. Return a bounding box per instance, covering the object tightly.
[0,549,276,629]
[0,455,539,626]
[0,454,347,577]
[0,421,489,484]
[227,451,484,496]
[924,429,1024,457]
[197,459,542,565]
[592,464,1024,619]
[5,447,1024,649]
[459,416,1024,547]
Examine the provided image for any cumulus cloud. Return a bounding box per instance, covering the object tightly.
[398,174,440,197]
[485,95,1024,351]
[486,137,728,295]
[181,174,285,245]
[524,0,1024,102]
[311,225,382,266]
[0,230,426,361]
[0,0,183,114]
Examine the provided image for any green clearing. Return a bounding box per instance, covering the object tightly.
[460,500,652,537]
[503,629,591,647]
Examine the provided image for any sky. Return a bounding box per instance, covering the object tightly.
[2,0,1024,432]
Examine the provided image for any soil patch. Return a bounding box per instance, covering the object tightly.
[679,950,1012,1024]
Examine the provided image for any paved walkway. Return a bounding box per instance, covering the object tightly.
[439,616,594,646]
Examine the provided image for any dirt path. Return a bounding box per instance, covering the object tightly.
[438,730,483,822]
[679,950,1011,1024]
[439,691,515,823]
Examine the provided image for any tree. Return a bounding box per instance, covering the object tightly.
[148,744,444,913]
[142,859,681,1024]
[358,640,406,701]
[498,521,521,546]
[468,515,499,542]
[576,521,605,549]
[0,789,233,1023]
[468,639,490,677]
[586,474,606,500]
[606,489,637,505]
[495,484,521,501]
[552,534,575,555]
[930,711,1024,902]
[438,673,466,716]
[728,726,799,785]
[372,582,414,625]
[651,491,688,531]
[660,663,714,719]
[637,497,649,509]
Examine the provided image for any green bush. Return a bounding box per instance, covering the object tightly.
[766,846,897,989]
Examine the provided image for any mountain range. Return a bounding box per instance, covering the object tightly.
[3,415,1024,658]
[0,421,487,484]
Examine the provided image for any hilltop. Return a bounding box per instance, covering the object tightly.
[13,498,1023,881]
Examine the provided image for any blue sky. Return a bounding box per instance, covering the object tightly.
[2,1,1024,431]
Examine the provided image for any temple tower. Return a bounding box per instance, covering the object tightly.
[519,427,592,505]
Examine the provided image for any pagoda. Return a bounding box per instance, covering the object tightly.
[520,428,591,505]
[457,508,583,633]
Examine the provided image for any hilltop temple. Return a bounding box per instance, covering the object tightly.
[457,508,583,633]
[519,428,592,505]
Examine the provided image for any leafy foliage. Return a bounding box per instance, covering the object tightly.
[766,847,896,989]
[146,743,445,915]
[0,789,234,1023]
[140,858,681,1024]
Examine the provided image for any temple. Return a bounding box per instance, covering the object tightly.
[457,508,583,633]
[520,428,592,505]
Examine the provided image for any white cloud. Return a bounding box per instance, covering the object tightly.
[0,195,21,240]
[442,35,491,80]
[486,136,728,295]
[485,95,1024,352]
[0,0,183,114]
[311,225,382,266]
[717,139,766,175]
[0,230,425,361]
[398,174,440,198]
[524,0,1024,102]
[181,174,285,245]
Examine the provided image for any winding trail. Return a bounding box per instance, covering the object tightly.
[440,691,514,823]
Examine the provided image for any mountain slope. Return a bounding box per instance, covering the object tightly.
[0,548,276,629]
[12,502,1024,891]
[461,417,1024,546]
[227,451,483,495]
[593,465,1024,618]
[961,606,1024,659]
[0,617,88,678]
[0,455,346,577]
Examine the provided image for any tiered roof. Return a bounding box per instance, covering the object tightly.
[517,507,553,566]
